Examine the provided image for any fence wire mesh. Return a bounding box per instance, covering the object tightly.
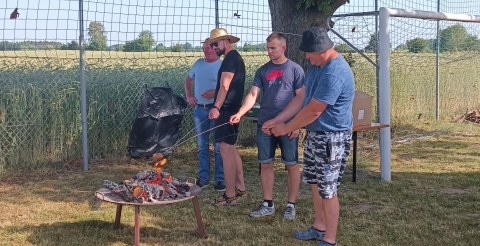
[333,0,480,120]
[330,0,480,165]
[1,0,479,170]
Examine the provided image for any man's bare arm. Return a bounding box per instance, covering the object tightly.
[274,86,306,123]
[284,98,327,132]
[214,72,234,109]
[236,86,260,116]
[184,76,194,97]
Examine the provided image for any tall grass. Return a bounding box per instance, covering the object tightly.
[0,50,479,170]
[351,51,480,121]
[0,52,268,169]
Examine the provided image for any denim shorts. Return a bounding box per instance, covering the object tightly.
[256,127,299,166]
[303,130,352,199]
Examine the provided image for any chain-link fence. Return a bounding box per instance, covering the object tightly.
[331,0,480,122]
[1,0,480,170]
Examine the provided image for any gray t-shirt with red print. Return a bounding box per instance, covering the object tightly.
[252,59,305,126]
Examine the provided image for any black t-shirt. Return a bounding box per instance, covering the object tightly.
[214,50,246,111]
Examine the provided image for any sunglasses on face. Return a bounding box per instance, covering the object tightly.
[209,41,220,48]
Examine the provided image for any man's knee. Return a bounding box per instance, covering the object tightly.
[286,164,300,172]
[260,162,274,170]
[219,142,235,153]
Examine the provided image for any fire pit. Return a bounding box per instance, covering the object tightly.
[95,154,206,245]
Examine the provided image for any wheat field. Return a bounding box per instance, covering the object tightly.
[0,50,479,169]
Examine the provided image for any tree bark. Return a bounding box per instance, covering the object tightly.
[268,0,348,70]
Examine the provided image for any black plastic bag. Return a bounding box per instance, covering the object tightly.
[127,85,188,159]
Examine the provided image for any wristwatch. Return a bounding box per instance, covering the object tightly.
[213,106,220,111]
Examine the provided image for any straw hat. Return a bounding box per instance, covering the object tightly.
[205,28,240,44]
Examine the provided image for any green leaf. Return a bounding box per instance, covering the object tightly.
[295,0,335,12]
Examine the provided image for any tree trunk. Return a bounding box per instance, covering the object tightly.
[268,0,348,70]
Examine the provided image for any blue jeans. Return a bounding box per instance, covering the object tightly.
[256,127,299,165]
[194,106,224,183]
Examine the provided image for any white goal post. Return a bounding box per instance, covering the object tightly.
[378,7,480,182]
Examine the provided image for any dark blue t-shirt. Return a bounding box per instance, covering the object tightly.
[252,59,305,126]
[304,55,355,132]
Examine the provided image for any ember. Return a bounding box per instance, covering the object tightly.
[102,154,197,203]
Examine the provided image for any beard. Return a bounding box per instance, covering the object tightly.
[215,47,225,56]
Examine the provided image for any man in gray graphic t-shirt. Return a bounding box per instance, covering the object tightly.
[230,32,305,220]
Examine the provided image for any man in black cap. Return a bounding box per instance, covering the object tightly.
[263,26,355,246]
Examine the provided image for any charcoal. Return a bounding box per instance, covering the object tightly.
[101,170,195,203]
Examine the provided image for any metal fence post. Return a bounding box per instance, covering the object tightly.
[79,0,89,171]
[375,0,380,120]
[379,8,392,182]
[435,0,441,121]
[215,0,219,28]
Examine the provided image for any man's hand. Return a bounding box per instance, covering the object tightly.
[271,123,289,137]
[230,113,242,124]
[201,90,216,100]
[288,129,300,139]
[209,107,220,120]
[261,118,279,135]
[186,96,197,107]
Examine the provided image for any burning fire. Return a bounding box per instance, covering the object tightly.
[102,152,193,203]
[131,153,175,200]
[148,153,172,182]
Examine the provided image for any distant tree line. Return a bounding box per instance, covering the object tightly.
[9,21,475,54]
[0,21,268,52]
[0,40,63,50]
[334,24,480,54]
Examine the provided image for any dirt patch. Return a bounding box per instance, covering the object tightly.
[398,154,415,161]
[344,168,374,182]
[470,214,480,219]
[350,203,381,213]
[442,188,467,194]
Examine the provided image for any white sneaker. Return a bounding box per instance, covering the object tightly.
[250,202,275,217]
[283,204,296,220]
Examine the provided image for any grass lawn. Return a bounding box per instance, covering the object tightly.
[0,122,479,246]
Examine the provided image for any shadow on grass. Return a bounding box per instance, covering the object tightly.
[8,219,209,246]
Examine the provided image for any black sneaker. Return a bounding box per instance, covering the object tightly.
[214,181,226,191]
[196,179,209,188]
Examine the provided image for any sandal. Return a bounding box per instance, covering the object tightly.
[210,193,237,206]
[235,187,247,198]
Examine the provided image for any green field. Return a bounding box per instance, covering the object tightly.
[0,50,479,170]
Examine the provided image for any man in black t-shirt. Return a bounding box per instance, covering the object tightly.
[206,28,247,206]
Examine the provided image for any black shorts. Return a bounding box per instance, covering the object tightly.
[213,109,239,145]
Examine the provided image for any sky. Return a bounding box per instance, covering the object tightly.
[1,0,480,49]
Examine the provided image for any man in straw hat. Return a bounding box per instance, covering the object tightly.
[206,28,247,206]
[184,38,225,192]
[229,31,304,220]
[264,27,355,246]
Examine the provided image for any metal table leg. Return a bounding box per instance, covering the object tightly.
[113,204,122,230]
[352,131,358,182]
[192,196,206,238]
[134,205,140,246]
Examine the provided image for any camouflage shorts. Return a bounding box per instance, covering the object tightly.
[302,130,352,199]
